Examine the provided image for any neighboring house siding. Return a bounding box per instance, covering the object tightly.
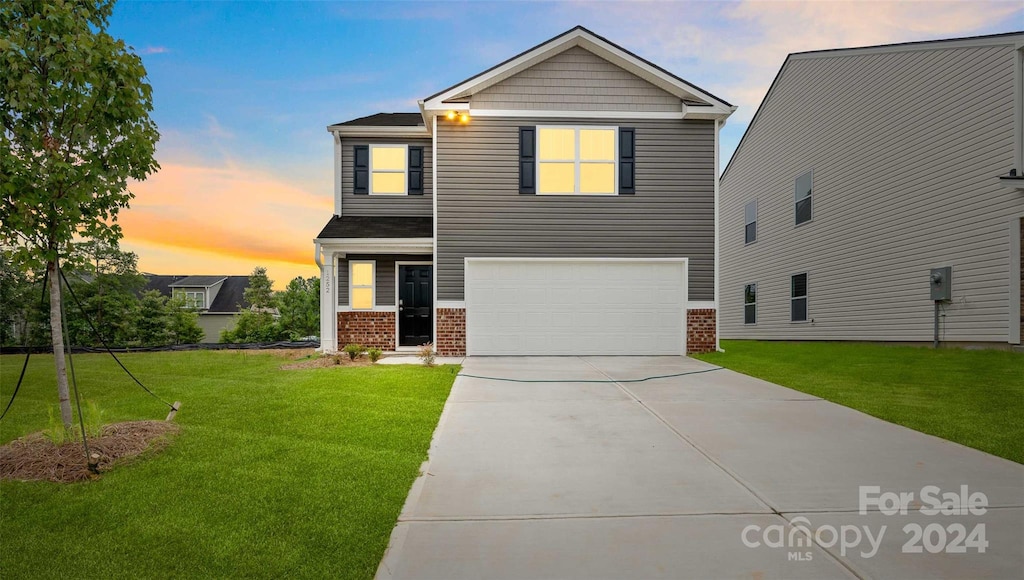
[436,117,715,302]
[470,46,681,112]
[720,43,1024,343]
[337,254,430,306]
[341,137,432,216]
[196,314,236,343]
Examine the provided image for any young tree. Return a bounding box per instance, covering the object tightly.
[243,266,275,309]
[277,276,319,340]
[135,290,169,347]
[221,266,282,343]
[166,296,204,344]
[1,1,160,430]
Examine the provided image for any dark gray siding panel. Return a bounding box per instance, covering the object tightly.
[436,117,715,301]
[719,42,1024,343]
[337,254,431,306]
[341,137,432,217]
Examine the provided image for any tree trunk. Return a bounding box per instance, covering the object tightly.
[48,259,73,431]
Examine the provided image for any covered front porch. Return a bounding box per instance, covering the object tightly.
[315,216,434,353]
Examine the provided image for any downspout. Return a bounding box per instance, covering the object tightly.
[714,118,722,352]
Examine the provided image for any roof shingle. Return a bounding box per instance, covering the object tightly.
[316,216,433,239]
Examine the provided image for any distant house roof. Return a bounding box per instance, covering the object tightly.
[332,112,424,127]
[316,216,433,239]
[207,276,250,313]
[169,275,228,287]
[143,274,250,314]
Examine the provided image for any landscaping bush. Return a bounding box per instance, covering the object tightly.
[367,348,383,363]
[343,343,365,361]
[418,342,436,367]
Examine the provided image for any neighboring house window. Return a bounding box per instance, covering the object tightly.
[180,291,204,309]
[537,126,616,195]
[791,273,808,322]
[370,145,407,195]
[744,283,757,324]
[795,170,812,225]
[350,261,375,310]
[744,200,757,244]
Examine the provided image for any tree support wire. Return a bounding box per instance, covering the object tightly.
[0,270,49,422]
[58,266,99,474]
[58,268,175,410]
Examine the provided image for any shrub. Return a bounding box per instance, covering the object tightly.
[418,342,436,367]
[343,343,365,361]
[367,348,383,363]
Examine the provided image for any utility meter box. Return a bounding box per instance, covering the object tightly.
[930,266,952,301]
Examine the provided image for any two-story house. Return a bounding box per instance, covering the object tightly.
[144,274,251,342]
[719,32,1024,348]
[314,27,735,356]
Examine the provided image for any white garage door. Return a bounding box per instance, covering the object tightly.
[464,258,687,356]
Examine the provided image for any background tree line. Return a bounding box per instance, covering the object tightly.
[1,244,320,347]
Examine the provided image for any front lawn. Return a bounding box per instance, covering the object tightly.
[0,351,458,578]
[694,341,1023,464]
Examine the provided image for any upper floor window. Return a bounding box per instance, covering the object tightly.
[791,273,808,322]
[537,127,616,195]
[353,144,423,196]
[370,145,407,195]
[744,200,757,244]
[174,290,205,309]
[795,170,812,225]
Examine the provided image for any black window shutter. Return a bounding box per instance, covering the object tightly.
[519,127,535,194]
[619,128,635,194]
[408,146,424,195]
[353,145,369,194]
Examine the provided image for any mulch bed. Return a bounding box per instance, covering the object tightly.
[279,354,376,370]
[0,421,180,483]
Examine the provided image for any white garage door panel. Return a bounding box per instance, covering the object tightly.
[465,259,687,356]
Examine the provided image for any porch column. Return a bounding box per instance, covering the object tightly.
[319,253,337,352]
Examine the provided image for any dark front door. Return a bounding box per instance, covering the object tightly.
[398,265,432,347]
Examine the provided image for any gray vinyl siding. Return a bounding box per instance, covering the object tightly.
[341,138,432,217]
[720,41,1024,343]
[337,254,431,306]
[436,117,715,301]
[471,46,681,112]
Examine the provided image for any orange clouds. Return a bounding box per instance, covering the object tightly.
[119,160,331,286]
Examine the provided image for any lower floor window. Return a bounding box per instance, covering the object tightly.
[791,273,808,322]
[744,284,756,324]
[350,261,375,309]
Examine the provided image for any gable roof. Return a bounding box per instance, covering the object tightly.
[721,30,1024,181]
[420,26,734,117]
[142,275,188,297]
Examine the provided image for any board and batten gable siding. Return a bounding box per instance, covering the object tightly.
[470,46,681,112]
[336,254,429,307]
[340,137,432,217]
[720,42,1024,343]
[436,117,715,302]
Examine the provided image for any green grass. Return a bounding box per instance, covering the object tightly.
[0,351,458,579]
[694,341,1024,464]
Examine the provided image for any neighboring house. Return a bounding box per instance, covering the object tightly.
[720,32,1024,348]
[143,275,251,342]
[314,26,735,356]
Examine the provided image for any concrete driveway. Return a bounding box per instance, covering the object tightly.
[377,357,1024,579]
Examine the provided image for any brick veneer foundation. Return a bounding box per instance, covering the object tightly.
[686,308,717,354]
[337,311,395,351]
[436,308,466,356]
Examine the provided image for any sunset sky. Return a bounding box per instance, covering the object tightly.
[108,1,1023,288]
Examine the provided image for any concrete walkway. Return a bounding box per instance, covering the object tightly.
[376,357,1024,579]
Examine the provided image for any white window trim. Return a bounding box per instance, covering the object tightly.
[369,144,408,196]
[794,169,813,227]
[176,290,205,309]
[790,272,809,323]
[349,260,376,310]
[536,125,618,196]
[743,283,757,325]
